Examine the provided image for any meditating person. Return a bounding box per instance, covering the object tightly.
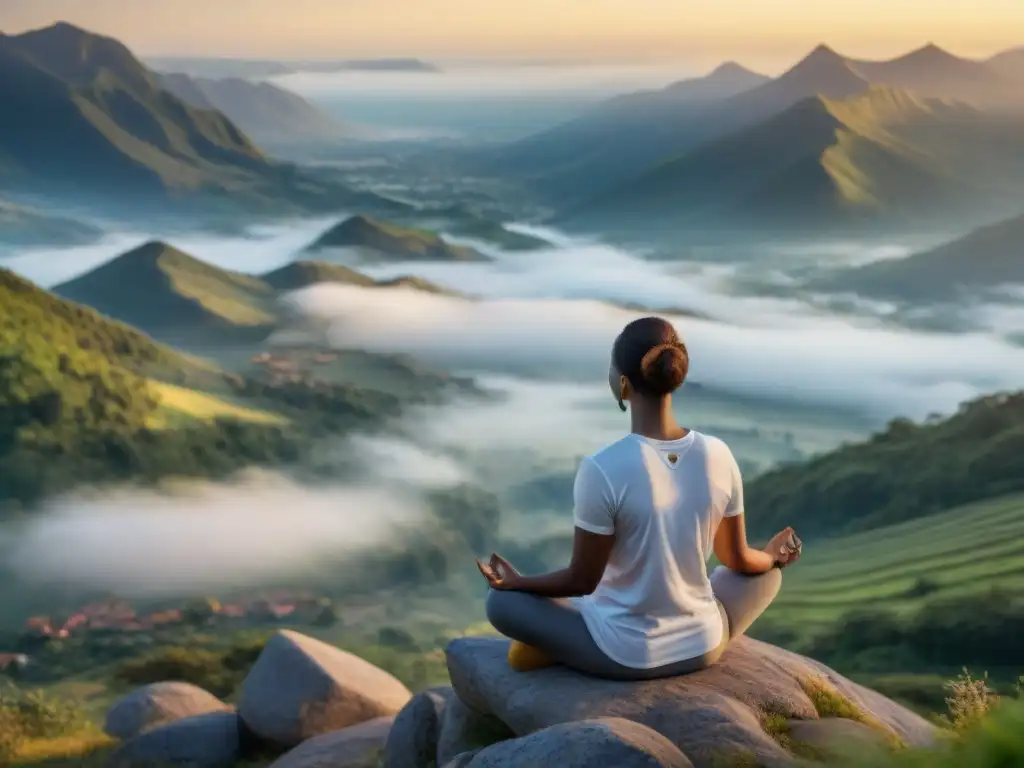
[478,316,801,680]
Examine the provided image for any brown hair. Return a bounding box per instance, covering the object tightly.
[612,317,689,396]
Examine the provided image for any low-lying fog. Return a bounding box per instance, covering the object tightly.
[271,61,698,142]
[4,220,1023,602]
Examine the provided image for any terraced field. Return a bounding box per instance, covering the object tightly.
[760,493,1024,635]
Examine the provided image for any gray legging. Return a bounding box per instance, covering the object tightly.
[486,566,782,681]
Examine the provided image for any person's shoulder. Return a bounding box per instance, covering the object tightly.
[589,434,642,465]
[691,431,736,462]
[585,435,646,479]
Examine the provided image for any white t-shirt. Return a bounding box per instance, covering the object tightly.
[572,430,744,669]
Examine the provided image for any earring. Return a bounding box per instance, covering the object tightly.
[617,398,626,413]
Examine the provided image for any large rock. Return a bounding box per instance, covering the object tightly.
[268,716,394,768]
[382,687,452,768]
[445,635,936,768]
[436,695,513,766]
[239,630,413,746]
[786,717,890,758]
[462,718,693,767]
[105,681,231,740]
[110,711,240,768]
[442,752,480,768]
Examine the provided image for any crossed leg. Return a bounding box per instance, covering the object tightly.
[486,566,781,680]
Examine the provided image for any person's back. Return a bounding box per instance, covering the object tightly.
[576,431,742,668]
[478,315,801,681]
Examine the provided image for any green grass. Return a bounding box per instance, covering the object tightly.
[147,381,288,429]
[11,733,116,768]
[749,493,1024,717]
[761,494,1024,633]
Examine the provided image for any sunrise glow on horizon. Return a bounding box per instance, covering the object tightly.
[2,0,1021,71]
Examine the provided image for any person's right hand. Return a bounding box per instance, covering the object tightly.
[765,527,802,569]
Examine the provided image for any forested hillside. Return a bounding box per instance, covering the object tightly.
[0,271,394,509]
[746,391,1024,538]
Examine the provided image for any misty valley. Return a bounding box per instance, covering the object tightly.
[1,17,1023,768]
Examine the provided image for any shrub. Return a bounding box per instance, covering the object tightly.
[833,698,1024,767]
[802,591,1024,674]
[0,682,89,766]
[220,636,268,673]
[378,626,418,652]
[115,637,269,699]
[0,705,23,766]
[116,646,234,697]
[941,669,1000,731]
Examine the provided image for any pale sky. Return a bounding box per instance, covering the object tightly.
[1,0,1021,70]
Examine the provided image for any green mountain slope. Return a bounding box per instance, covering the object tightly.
[0,269,233,499]
[482,62,769,186]
[158,73,348,145]
[762,493,1024,633]
[305,215,490,262]
[489,45,870,199]
[53,240,458,345]
[824,212,1024,301]
[261,261,377,291]
[745,390,1024,540]
[0,23,386,218]
[753,492,1024,707]
[1,268,223,389]
[497,43,1020,204]
[55,241,278,340]
[262,261,453,295]
[566,86,1024,233]
[0,24,261,198]
[0,270,401,508]
[446,218,551,252]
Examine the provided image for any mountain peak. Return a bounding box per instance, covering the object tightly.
[113,240,187,265]
[786,44,854,76]
[9,21,151,87]
[902,42,964,64]
[776,43,870,99]
[331,214,383,237]
[127,239,173,253]
[807,43,844,61]
[709,61,758,78]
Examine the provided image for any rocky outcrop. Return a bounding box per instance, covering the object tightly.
[443,635,936,768]
[104,682,232,740]
[268,716,395,768]
[103,629,938,768]
[238,629,413,746]
[455,718,693,767]
[441,753,479,768]
[107,630,409,766]
[784,717,891,760]
[382,687,452,768]
[436,696,514,766]
[109,711,241,768]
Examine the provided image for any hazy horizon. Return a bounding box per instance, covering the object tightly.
[2,1,1021,73]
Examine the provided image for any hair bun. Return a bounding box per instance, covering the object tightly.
[639,343,689,396]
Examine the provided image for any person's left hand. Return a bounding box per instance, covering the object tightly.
[476,553,522,590]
